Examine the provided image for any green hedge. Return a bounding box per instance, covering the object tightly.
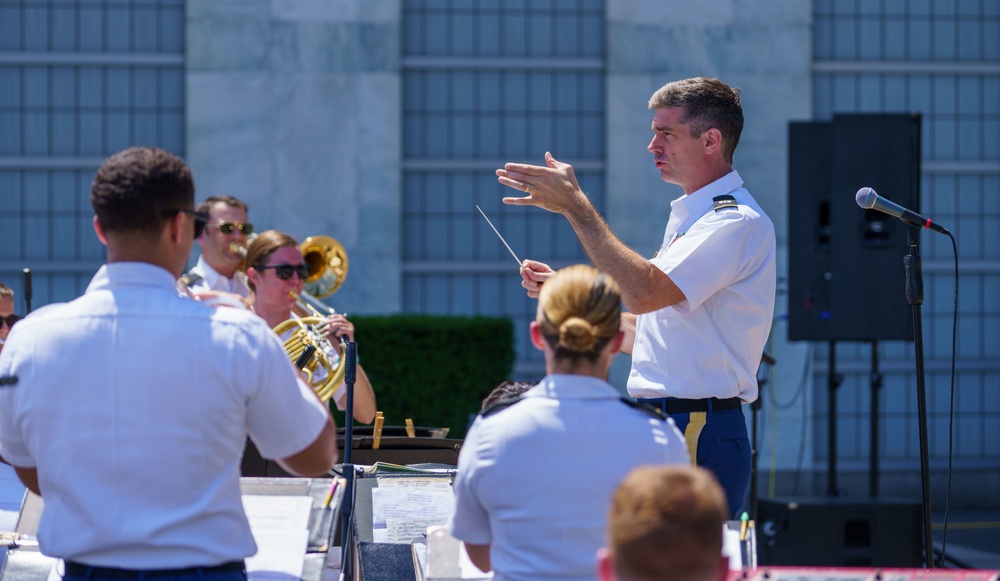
[330,314,516,440]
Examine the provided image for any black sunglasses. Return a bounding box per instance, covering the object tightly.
[162,209,210,239]
[257,263,310,281]
[1,314,20,328]
[212,221,254,235]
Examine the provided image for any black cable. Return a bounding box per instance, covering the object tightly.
[768,327,809,411]
[937,232,959,567]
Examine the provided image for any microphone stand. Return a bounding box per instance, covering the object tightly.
[750,352,775,521]
[340,340,358,574]
[904,226,934,569]
[22,268,32,314]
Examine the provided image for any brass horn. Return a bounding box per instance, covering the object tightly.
[274,235,350,403]
[273,306,346,403]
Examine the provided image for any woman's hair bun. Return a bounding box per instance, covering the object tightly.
[558,317,597,352]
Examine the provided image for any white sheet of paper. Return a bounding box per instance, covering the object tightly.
[377,477,452,491]
[246,528,310,580]
[371,487,456,544]
[242,495,314,580]
[243,495,313,531]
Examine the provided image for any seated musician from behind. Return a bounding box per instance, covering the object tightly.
[450,265,690,580]
[245,230,377,424]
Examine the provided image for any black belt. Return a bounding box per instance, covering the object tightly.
[638,396,742,414]
[65,561,245,579]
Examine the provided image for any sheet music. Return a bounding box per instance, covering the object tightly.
[371,487,455,544]
[377,477,452,491]
[242,495,313,580]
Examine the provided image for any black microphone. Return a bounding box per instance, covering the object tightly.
[855,187,950,235]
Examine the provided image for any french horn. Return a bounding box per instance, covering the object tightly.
[269,235,350,403]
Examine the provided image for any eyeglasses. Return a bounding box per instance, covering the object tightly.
[257,263,310,281]
[162,209,210,239]
[211,221,254,236]
[1,314,20,328]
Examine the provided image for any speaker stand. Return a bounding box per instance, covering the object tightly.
[869,341,883,496]
[826,340,843,497]
[903,228,934,568]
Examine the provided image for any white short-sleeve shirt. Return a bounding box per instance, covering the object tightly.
[449,375,690,581]
[627,171,776,402]
[0,263,329,568]
[186,254,251,297]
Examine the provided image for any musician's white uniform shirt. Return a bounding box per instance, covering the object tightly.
[627,170,776,402]
[450,375,690,581]
[186,254,251,297]
[0,262,329,568]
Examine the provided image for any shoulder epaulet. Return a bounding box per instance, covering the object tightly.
[180,271,204,288]
[479,395,525,418]
[619,397,669,421]
[712,194,738,212]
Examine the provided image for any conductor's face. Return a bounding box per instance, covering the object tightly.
[253,245,306,317]
[647,107,706,192]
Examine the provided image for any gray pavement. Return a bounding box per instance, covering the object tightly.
[934,509,1000,569]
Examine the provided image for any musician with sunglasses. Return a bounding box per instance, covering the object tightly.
[184,195,254,297]
[0,282,17,356]
[0,148,337,580]
[245,229,377,425]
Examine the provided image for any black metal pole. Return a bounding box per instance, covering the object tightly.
[341,340,358,575]
[870,341,882,497]
[750,383,761,520]
[749,352,774,521]
[22,268,32,314]
[827,340,839,497]
[904,228,934,568]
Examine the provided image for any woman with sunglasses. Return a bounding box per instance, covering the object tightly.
[0,282,19,356]
[245,230,377,425]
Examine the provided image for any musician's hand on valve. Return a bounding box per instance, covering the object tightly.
[520,259,555,299]
[325,314,355,343]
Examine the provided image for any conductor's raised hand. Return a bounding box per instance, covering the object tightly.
[520,259,555,299]
[498,152,587,217]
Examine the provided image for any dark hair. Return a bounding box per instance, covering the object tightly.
[244,229,299,292]
[197,195,248,216]
[90,147,195,236]
[480,381,533,411]
[648,77,744,164]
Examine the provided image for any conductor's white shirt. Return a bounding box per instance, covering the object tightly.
[627,171,776,402]
[450,375,689,581]
[0,262,329,568]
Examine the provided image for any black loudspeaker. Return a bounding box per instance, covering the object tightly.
[787,113,921,341]
[757,496,922,567]
[787,122,834,341]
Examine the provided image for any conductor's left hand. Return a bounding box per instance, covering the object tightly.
[498,152,588,216]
